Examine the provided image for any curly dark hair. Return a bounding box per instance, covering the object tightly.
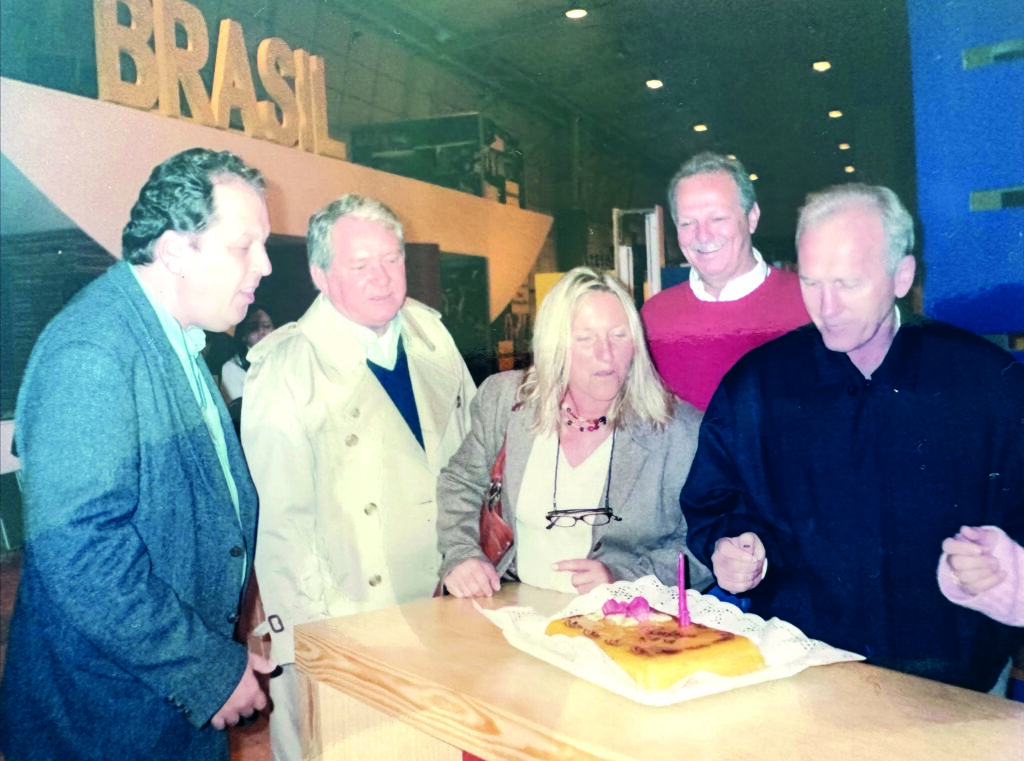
[121,148,265,264]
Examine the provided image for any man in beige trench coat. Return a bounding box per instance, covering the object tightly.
[242,194,475,760]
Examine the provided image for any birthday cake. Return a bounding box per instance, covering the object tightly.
[544,597,766,690]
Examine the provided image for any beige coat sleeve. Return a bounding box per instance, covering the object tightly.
[241,326,323,664]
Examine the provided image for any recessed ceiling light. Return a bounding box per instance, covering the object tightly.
[693,124,708,132]
[838,142,851,150]
[828,110,843,118]
[813,61,832,72]
[749,173,758,181]
[844,165,856,173]
[565,8,587,19]
[646,79,664,89]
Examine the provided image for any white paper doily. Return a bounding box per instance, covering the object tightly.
[475,576,864,706]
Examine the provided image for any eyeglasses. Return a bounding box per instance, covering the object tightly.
[549,428,619,530]
[545,507,622,530]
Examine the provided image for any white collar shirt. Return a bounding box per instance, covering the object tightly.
[690,247,770,302]
[330,302,404,370]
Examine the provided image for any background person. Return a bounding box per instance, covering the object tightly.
[438,267,712,598]
[0,148,276,761]
[241,194,475,760]
[219,301,275,434]
[641,152,808,411]
[220,301,275,405]
[681,183,1024,692]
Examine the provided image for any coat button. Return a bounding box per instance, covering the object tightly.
[350,407,360,418]
[227,612,239,624]
[368,574,382,587]
[345,434,359,447]
[364,503,377,515]
[230,546,243,557]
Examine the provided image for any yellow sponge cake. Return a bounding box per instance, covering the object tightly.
[545,602,765,690]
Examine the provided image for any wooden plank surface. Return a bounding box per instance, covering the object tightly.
[295,584,1024,761]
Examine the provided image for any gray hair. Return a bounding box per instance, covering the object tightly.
[667,152,757,224]
[306,194,405,270]
[796,184,915,274]
[517,267,672,434]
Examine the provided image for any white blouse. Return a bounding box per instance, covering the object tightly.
[514,431,612,593]
[219,355,247,403]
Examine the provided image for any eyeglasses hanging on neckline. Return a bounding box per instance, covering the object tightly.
[547,430,620,529]
[545,506,621,529]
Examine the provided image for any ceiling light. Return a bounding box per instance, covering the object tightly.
[844,165,856,173]
[565,8,587,19]
[838,142,851,150]
[829,110,843,118]
[749,173,758,181]
[813,61,832,72]
[693,124,708,132]
[646,79,663,89]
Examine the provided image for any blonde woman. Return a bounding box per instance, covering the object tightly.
[438,267,712,597]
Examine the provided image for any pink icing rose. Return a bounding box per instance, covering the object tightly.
[601,596,652,621]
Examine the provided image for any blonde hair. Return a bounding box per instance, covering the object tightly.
[517,267,672,434]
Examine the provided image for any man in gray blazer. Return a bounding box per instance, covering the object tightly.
[1,148,276,761]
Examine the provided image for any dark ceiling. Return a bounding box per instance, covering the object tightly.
[327,0,917,239]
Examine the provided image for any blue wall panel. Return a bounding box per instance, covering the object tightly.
[908,0,1024,335]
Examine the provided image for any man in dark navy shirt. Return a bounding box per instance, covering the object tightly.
[682,183,1024,692]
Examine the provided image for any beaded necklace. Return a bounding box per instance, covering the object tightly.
[563,404,607,432]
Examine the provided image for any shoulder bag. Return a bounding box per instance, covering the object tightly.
[479,436,514,565]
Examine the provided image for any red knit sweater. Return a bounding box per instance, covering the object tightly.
[641,268,809,411]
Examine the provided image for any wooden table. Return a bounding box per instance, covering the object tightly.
[294,584,1024,761]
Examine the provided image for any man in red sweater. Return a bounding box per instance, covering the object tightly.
[641,153,809,410]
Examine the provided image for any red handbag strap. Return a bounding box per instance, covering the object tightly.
[490,437,508,482]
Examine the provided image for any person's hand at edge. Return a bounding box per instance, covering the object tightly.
[942,525,1005,596]
[210,651,276,730]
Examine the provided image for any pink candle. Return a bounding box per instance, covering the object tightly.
[678,552,691,627]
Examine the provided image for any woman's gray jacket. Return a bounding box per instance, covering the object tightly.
[436,371,713,590]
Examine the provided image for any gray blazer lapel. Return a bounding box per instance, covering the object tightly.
[593,423,654,544]
[113,264,206,432]
[112,263,240,516]
[199,358,258,531]
[501,406,534,526]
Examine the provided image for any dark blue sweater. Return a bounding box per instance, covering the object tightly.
[368,337,424,449]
